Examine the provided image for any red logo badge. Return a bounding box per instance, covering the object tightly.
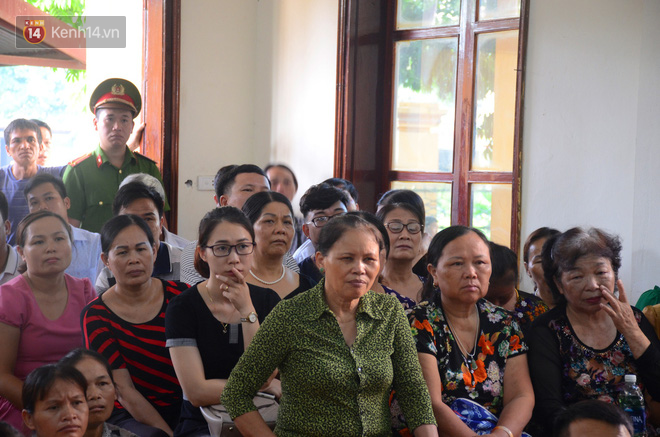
[23,20,46,44]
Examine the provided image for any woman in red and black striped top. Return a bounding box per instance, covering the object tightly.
[81,215,189,437]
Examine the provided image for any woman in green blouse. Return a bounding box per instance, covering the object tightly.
[222,214,437,436]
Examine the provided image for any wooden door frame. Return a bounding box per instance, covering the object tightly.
[143,0,181,231]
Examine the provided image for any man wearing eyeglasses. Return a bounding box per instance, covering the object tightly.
[294,183,350,283]
[293,179,359,265]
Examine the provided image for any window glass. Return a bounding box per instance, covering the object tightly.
[478,0,521,21]
[470,183,511,244]
[396,0,461,29]
[393,37,458,172]
[391,181,452,232]
[472,30,518,172]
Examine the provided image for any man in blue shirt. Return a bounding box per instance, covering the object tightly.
[1,118,65,244]
[24,173,102,286]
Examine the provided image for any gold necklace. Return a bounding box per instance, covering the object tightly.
[204,282,228,334]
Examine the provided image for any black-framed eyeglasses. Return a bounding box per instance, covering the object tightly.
[385,222,423,234]
[204,242,255,257]
[307,212,345,228]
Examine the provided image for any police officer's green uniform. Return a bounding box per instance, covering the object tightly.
[62,77,168,233]
[63,146,168,233]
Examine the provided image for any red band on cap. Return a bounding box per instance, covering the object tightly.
[94,92,137,113]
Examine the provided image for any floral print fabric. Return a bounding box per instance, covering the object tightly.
[513,290,548,331]
[410,294,527,416]
[545,307,644,403]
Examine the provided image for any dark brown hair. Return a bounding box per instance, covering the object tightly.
[22,364,87,414]
[194,207,255,278]
[523,227,560,264]
[16,210,73,248]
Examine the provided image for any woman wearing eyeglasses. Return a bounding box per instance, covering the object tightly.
[81,215,190,437]
[164,207,281,437]
[376,203,426,311]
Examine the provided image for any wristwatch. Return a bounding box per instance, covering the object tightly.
[240,312,258,323]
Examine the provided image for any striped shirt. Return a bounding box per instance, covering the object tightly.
[81,279,188,415]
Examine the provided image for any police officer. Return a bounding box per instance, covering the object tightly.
[63,78,167,233]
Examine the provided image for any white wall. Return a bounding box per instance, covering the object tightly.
[255,0,338,214]
[630,0,660,298]
[178,1,259,239]
[519,0,660,300]
[177,0,337,239]
[178,1,660,300]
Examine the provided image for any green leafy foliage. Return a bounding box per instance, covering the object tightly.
[24,0,86,82]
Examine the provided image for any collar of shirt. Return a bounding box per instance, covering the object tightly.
[153,241,172,276]
[1,245,19,276]
[300,278,386,322]
[94,145,136,169]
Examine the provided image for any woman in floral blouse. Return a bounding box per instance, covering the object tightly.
[410,225,534,437]
[528,227,660,436]
[485,241,548,334]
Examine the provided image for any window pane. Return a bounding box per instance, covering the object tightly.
[391,181,452,235]
[396,0,461,30]
[472,30,518,172]
[479,0,521,21]
[393,38,458,172]
[470,183,511,245]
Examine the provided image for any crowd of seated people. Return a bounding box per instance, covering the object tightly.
[5,77,660,437]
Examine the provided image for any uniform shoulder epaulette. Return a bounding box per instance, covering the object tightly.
[134,151,157,164]
[67,152,93,167]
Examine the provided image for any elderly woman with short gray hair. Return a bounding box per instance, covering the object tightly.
[528,227,660,435]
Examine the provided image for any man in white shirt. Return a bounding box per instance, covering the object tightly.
[23,173,102,285]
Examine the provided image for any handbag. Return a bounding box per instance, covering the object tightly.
[200,392,278,437]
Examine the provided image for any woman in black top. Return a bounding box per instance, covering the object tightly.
[242,191,314,299]
[165,207,281,437]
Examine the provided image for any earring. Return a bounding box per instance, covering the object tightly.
[319,267,325,274]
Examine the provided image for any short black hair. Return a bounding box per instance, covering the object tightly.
[376,189,426,219]
[213,164,268,201]
[554,400,633,437]
[0,192,8,223]
[242,191,294,224]
[422,225,490,301]
[4,118,42,146]
[22,364,87,414]
[376,202,425,232]
[316,214,379,257]
[523,227,560,264]
[299,183,349,218]
[60,348,116,386]
[112,181,164,218]
[264,164,298,191]
[323,178,359,203]
[489,241,518,288]
[100,214,155,255]
[23,173,67,201]
[346,211,390,257]
[30,119,52,136]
